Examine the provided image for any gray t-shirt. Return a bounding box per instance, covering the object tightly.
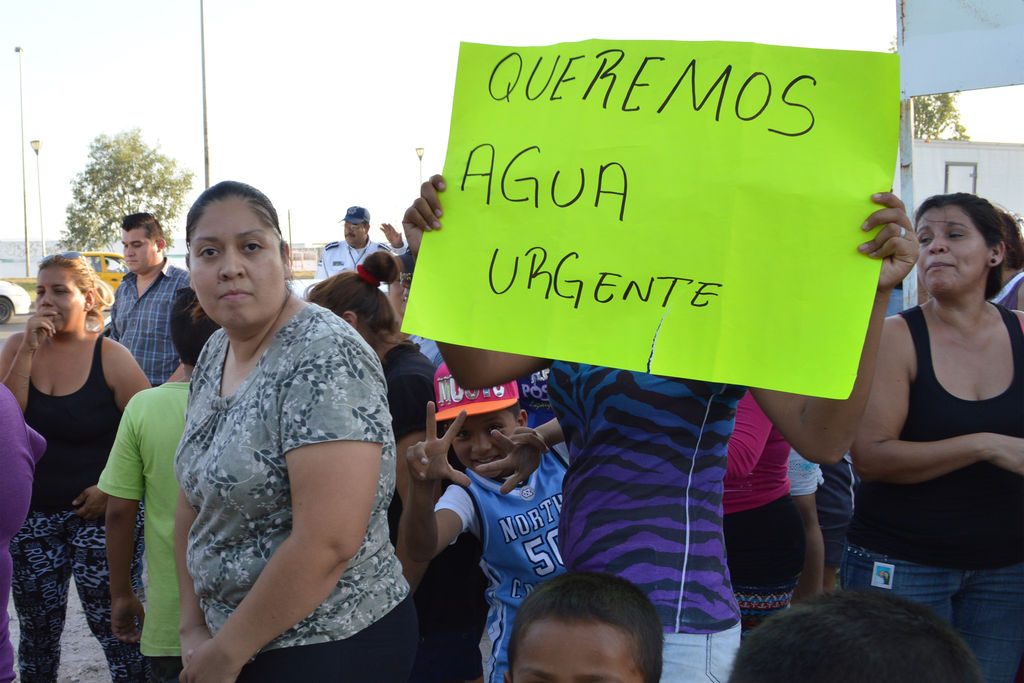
[175,304,407,651]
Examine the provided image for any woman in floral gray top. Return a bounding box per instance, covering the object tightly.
[174,181,415,682]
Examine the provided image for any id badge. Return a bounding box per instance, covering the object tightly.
[871,561,895,589]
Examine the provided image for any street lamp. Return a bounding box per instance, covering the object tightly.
[15,47,29,276]
[416,147,424,185]
[30,140,43,257]
[200,0,210,188]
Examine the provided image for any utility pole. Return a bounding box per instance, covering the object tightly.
[200,0,210,188]
[16,47,29,275]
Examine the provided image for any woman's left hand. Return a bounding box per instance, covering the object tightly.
[858,192,918,292]
[72,485,108,520]
[179,637,245,683]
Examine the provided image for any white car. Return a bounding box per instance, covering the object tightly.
[0,280,32,325]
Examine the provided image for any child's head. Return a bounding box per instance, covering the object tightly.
[434,364,525,473]
[728,590,982,683]
[505,572,663,683]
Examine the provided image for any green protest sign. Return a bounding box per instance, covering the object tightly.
[403,39,899,399]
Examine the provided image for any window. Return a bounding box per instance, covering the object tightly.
[105,256,128,274]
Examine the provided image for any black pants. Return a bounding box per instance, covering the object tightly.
[723,494,806,584]
[236,596,418,683]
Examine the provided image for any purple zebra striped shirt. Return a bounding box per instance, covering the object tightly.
[549,361,746,634]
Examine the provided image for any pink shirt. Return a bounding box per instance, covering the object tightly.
[723,392,791,515]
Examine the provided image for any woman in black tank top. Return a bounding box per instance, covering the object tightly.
[0,253,150,681]
[845,193,1024,683]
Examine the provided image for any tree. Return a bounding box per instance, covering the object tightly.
[63,129,194,249]
[885,41,969,142]
[913,93,969,141]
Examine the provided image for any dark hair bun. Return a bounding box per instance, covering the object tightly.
[362,251,400,285]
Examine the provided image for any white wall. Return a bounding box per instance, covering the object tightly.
[908,139,1024,214]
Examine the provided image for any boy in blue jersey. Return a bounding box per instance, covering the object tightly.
[400,364,567,683]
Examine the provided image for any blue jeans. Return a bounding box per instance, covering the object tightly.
[661,623,741,683]
[842,543,1024,682]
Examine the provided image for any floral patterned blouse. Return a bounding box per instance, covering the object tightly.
[175,304,408,651]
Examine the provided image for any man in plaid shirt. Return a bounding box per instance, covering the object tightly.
[109,213,191,385]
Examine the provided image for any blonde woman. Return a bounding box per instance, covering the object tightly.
[0,252,150,681]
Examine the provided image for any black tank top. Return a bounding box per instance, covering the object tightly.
[849,305,1024,569]
[26,336,122,511]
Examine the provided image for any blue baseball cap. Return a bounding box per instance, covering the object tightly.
[343,206,370,224]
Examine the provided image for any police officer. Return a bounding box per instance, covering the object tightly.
[315,206,407,279]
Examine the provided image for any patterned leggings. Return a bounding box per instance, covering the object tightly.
[733,577,800,634]
[10,510,147,682]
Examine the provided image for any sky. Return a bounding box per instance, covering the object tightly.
[2,0,1022,257]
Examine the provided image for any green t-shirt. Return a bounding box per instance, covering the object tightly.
[175,304,408,652]
[98,381,189,656]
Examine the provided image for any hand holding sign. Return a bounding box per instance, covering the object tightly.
[403,176,446,256]
[857,192,917,291]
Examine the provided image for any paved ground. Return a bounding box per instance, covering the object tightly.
[0,314,31,343]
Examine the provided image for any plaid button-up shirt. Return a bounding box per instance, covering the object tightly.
[110,260,191,385]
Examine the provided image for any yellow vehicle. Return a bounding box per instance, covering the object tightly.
[81,252,129,289]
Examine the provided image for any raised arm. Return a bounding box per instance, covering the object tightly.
[753,192,918,463]
[437,342,551,391]
[393,429,430,591]
[399,405,470,563]
[179,440,384,682]
[402,175,551,388]
[1,313,57,411]
[402,176,447,258]
[381,223,406,252]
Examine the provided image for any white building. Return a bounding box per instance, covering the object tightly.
[907,138,1024,214]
